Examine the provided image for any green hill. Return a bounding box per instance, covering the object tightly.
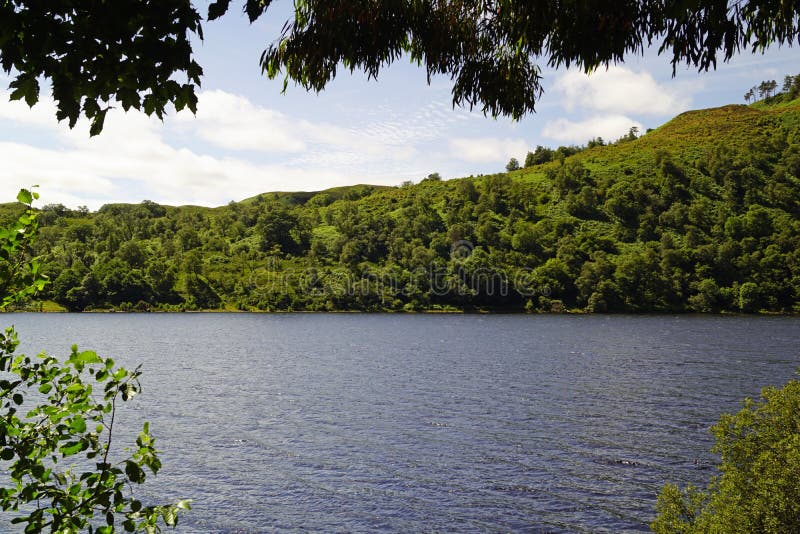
[7,97,800,313]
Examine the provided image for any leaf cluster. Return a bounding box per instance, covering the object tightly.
[3,1,800,131]
[1,0,203,135]
[652,374,800,533]
[216,0,800,119]
[1,191,188,532]
[0,333,190,532]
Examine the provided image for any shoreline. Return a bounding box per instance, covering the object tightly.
[3,308,797,317]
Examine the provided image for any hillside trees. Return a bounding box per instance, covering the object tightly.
[759,79,778,99]
[746,72,800,103]
[23,127,800,313]
[3,99,796,313]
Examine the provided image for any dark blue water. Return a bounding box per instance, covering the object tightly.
[3,314,799,532]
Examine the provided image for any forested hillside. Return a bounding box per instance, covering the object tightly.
[4,98,800,313]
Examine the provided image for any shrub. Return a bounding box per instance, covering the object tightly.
[1,189,188,532]
[652,374,800,533]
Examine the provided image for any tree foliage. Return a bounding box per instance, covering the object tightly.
[652,373,800,534]
[0,334,191,532]
[746,72,800,103]
[9,97,799,314]
[3,1,800,132]
[0,0,202,135]
[0,190,188,532]
[0,189,47,309]
[247,0,800,119]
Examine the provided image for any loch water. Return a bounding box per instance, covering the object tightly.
[4,313,799,533]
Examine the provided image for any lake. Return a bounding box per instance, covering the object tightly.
[3,314,799,532]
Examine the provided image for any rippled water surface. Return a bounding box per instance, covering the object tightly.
[5,314,800,532]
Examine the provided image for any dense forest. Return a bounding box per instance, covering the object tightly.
[2,93,799,314]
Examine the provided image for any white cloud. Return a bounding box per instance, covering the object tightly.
[181,90,355,153]
[541,115,643,144]
[449,137,529,163]
[0,89,467,207]
[0,92,347,207]
[552,66,691,116]
[0,91,59,127]
[0,135,357,209]
[0,84,557,207]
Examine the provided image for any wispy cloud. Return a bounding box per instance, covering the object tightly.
[0,89,478,207]
[448,137,529,164]
[553,66,692,116]
[541,115,643,144]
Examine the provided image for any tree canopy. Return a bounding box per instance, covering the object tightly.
[2,1,799,133]
[7,95,799,314]
[652,373,800,533]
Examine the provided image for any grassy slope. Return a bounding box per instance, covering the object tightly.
[513,100,798,184]
[3,98,796,216]
[3,98,799,312]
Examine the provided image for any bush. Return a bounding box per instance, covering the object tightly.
[652,373,800,533]
[739,282,761,312]
[1,189,188,532]
[0,331,190,531]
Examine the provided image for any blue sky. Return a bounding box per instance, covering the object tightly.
[1,6,798,209]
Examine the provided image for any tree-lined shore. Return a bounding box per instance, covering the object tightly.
[3,96,799,314]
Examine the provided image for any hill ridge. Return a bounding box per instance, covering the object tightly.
[3,98,798,314]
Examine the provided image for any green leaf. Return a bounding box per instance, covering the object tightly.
[16,189,33,205]
[30,464,44,479]
[60,441,84,456]
[125,460,145,483]
[70,416,87,433]
[38,383,52,394]
[207,0,232,20]
[161,506,177,526]
[122,383,139,401]
[89,108,108,137]
[113,368,128,381]
[69,350,103,366]
[66,383,85,393]
[8,76,39,107]
[0,448,15,460]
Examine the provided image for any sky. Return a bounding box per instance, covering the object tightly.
[1,5,798,209]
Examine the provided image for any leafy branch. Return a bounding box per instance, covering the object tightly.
[0,189,188,532]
